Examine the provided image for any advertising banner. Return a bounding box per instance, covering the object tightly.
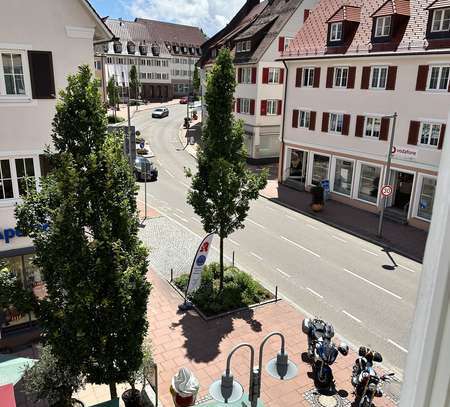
[186,234,214,295]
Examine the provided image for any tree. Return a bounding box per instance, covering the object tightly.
[193,66,200,97]
[129,65,140,101]
[16,65,151,400]
[107,76,120,116]
[186,49,267,291]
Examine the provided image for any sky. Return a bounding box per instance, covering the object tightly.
[89,0,247,37]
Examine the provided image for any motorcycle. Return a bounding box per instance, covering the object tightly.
[351,346,394,407]
[302,318,349,389]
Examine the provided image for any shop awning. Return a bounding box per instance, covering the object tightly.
[0,355,36,386]
[0,384,16,407]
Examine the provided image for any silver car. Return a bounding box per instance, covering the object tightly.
[152,107,169,118]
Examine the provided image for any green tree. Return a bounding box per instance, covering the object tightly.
[186,49,267,291]
[129,65,140,101]
[107,76,120,116]
[16,65,151,400]
[193,66,200,97]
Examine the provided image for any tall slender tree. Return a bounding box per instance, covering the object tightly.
[129,65,140,101]
[186,49,267,290]
[193,66,200,97]
[16,65,151,399]
[107,76,120,117]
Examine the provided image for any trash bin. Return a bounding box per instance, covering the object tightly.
[170,367,199,407]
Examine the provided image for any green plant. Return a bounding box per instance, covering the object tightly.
[129,65,140,101]
[16,65,151,400]
[23,345,84,407]
[186,49,267,291]
[107,115,125,124]
[107,76,120,113]
[193,66,200,97]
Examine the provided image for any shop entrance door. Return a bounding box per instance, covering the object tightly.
[389,170,414,213]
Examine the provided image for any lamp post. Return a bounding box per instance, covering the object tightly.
[377,112,398,238]
[209,332,298,407]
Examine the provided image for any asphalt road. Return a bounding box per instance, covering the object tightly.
[132,104,421,379]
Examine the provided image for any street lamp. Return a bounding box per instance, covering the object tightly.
[209,332,298,407]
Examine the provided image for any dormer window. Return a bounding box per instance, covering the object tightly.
[236,40,251,53]
[431,8,450,32]
[375,16,392,37]
[330,22,343,41]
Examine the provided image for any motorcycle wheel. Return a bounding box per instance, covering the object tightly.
[314,367,332,389]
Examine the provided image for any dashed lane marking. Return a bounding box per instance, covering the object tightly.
[190,217,201,224]
[247,218,266,229]
[228,238,240,247]
[307,224,319,230]
[306,287,323,299]
[165,169,175,178]
[398,264,417,273]
[388,339,408,353]
[342,310,362,324]
[280,236,321,258]
[174,208,185,214]
[362,248,379,257]
[332,235,347,243]
[285,215,297,221]
[250,252,263,261]
[172,213,188,223]
[276,268,291,278]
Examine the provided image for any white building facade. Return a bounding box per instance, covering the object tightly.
[280,0,450,230]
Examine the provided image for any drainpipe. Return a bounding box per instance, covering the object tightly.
[279,60,289,183]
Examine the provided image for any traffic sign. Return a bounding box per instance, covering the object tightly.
[381,185,393,197]
[139,141,145,149]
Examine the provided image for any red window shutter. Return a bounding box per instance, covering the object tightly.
[251,67,257,84]
[347,67,356,89]
[313,67,321,88]
[386,66,398,90]
[260,100,267,116]
[262,67,269,84]
[236,98,241,113]
[439,124,446,150]
[295,68,303,87]
[277,100,282,115]
[278,37,285,52]
[326,67,334,88]
[250,99,255,115]
[322,112,329,132]
[342,114,351,135]
[309,111,317,131]
[408,121,420,145]
[238,68,242,83]
[304,9,310,22]
[355,115,365,137]
[416,65,429,91]
[380,118,390,141]
[292,109,299,128]
[279,68,285,84]
[361,67,371,89]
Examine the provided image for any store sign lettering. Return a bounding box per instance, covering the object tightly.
[0,224,49,244]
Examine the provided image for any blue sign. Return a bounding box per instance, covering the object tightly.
[196,255,206,267]
[321,179,330,192]
[139,141,145,149]
[0,224,49,244]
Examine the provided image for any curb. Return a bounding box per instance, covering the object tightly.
[178,124,198,160]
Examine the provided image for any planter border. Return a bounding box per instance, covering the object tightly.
[168,279,280,321]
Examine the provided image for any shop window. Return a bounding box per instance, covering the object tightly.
[358,164,381,203]
[15,158,36,196]
[418,177,436,220]
[289,149,307,181]
[311,155,330,186]
[0,159,14,200]
[420,122,441,147]
[333,159,354,196]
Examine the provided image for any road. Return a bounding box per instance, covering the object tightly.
[132,104,421,379]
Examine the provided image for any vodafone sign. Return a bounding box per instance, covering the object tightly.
[392,146,418,161]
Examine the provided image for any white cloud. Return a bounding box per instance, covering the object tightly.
[127,0,246,36]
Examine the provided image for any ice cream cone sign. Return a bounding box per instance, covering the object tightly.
[170,367,200,407]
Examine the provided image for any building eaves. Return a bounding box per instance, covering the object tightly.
[80,0,115,43]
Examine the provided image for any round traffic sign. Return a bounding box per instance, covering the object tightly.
[139,141,145,149]
[381,185,393,197]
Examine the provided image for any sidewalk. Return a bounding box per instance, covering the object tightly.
[147,270,398,407]
[260,181,427,262]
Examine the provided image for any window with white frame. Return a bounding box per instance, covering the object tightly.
[333,159,354,196]
[284,37,293,51]
[239,98,251,114]
[375,16,392,37]
[268,68,280,84]
[107,57,113,64]
[299,111,310,128]
[242,67,252,84]
[428,66,450,90]
[15,158,36,197]
[236,40,251,53]
[417,177,437,220]
[431,8,450,32]
[358,164,381,203]
[311,155,330,186]
[334,67,348,87]
[266,99,277,115]
[1,52,27,96]
[0,160,14,200]
[94,61,102,70]
[370,66,388,89]
[329,113,344,133]
[365,116,382,138]
[420,122,441,147]
[330,22,343,41]
[302,67,315,87]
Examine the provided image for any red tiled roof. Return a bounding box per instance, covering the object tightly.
[371,0,410,17]
[282,0,441,58]
[426,0,450,9]
[327,5,361,23]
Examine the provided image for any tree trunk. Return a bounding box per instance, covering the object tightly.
[109,382,117,400]
[219,235,224,291]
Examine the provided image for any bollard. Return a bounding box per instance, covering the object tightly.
[170,268,173,282]
[275,286,278,302]
[232,251,235,267]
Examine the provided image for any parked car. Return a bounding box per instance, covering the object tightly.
[179,96,189,104]
[134,156,158,181]
[152,107,169,118]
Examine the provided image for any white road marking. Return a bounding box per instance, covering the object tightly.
[228,238,240,247]
[172,213,188,223]
[276,268,291,278]
[362,248,379,257]
[285,215,297,221]
[280,236,321,258]
[247,218,266,229]
[165,169,175,178]
[265,206,276,212]
[159,200,169,205]
[342,310,362,324]
[190,217,201,224]
[250,252,263,261]
[306,287,323,299]
[398,264,416,273]
[178,181,190,188]
[307,224,319,230]
[343,268,403,300]
[174,208,185,214]
[332,235,347,243]
[388,339,408,353]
